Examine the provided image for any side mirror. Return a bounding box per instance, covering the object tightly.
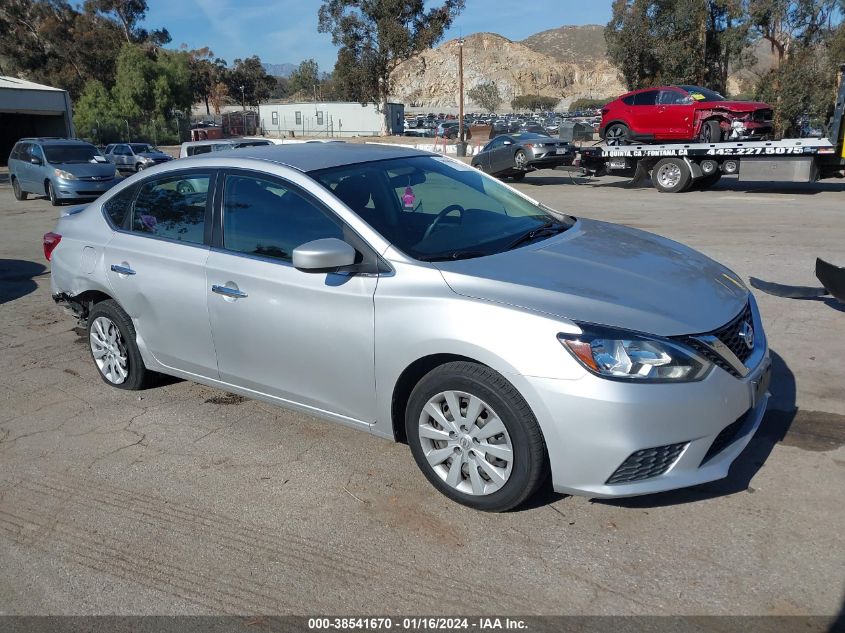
[30,156,42,165]
[503,140,513,145]
[292,238,357,272]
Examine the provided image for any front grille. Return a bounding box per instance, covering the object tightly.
[673,302,755,378]
[606,442,687,485]
[700,411,748,465]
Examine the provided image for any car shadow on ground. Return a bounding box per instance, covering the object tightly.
[582,174,845,195]
[594,350,796,509]
[0,259,47,304]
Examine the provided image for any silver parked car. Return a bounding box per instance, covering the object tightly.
[104,143,173,173]
[471,133,575,180]
[46,144,770,511]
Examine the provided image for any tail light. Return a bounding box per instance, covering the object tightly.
[43,232,61,261]
[523,143,534,149]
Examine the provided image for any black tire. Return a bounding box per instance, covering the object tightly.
[510,171,526,182]
[513,149,528,172]
[135,162,145,172]
[700,120,722,143]
[405,361,548,512]
[651,157,691,193]
[12,177,27,201]
[604,123,630,146]
[87,299,153,391]
[46,181,60,206]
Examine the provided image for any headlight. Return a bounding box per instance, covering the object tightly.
[54,169,76,180]
[559,325,711,382]
[140,156,154,163]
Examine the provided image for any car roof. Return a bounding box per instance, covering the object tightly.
[204,142,430,173]
[18,138,93,146]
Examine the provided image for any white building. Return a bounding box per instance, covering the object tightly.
[1,76,74,164]
[258,101,404,138]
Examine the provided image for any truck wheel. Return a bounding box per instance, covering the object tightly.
[700,120,723,143]
[651,158,691,193]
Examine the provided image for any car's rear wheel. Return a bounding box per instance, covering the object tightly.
[700,120,723,143]
[651,158,692,193]
[406,361,547,512]
[87,300,152,391]
[604,123,630,146]
[12,178,27,201]
[46,181,60,206]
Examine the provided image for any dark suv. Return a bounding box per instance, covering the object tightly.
[8,138,118,205]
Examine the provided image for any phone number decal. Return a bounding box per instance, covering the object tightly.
[705,147,806,155]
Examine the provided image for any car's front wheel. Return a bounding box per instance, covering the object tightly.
[46,181,60,206]
[87,300,152,390]
[406,361,547,512]
[12,177,27,201]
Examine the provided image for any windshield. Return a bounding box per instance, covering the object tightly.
[130,143,157,153]
[312,156,574,261]
[679,86,726,102]
[43,144,102,164]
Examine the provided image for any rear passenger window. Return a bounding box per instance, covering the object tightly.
[130,173,210,245]
[621,95,635,105]
[102,185,138,229]
[634,91,659,106]
[222,173,343,262]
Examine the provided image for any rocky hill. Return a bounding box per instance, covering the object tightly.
[389,24,772,111]
[390,30,624,111]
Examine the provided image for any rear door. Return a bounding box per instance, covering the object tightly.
[14,143,33,190]
[204,169,377,424]
[103,169,219,378]
[632,90,661,136]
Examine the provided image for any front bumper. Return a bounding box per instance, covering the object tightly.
[53,177,118,199]
[519,349,771,498]
[528,153,576,169]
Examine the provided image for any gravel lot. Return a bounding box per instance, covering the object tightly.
[0,166,843,618]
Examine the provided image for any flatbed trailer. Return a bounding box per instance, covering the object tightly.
[579,65,845,193]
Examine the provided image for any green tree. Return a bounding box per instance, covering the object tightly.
[73,79,118,143]
[227,56,276,107]
[318,0,465,133]
[467,81,501,112]
[289,58,320,98]
[510,95,559,111]
[605,0,750,94]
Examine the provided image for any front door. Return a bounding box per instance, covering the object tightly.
[205,170,377,425]
[103,169,219,378]
[657,89,696,138]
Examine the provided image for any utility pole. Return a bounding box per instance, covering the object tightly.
[240,85,245,111]
[458,37,465,152]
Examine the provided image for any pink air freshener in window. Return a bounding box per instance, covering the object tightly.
[402,186,416,208]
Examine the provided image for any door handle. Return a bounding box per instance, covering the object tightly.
[211,284,248,299]
[110,264,136,275]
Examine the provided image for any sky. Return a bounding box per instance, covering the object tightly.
[143,0,615,71]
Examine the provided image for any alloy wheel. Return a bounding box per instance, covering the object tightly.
[417,390,513,496]
[514,151,527,169]
[90,316,129,384]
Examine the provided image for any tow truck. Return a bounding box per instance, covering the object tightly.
[579,64,845,193]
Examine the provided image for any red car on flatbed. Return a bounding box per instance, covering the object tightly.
[600,85,774,145]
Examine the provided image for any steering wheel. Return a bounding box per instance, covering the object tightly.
[422,204,465,240]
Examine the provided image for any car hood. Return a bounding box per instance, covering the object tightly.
[433,218,749,336]
[50,161,116,178]
[700,101,771,112]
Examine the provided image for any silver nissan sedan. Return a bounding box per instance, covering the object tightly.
[46,143,771,511]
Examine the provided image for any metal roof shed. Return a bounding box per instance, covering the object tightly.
[0,76,75,165]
